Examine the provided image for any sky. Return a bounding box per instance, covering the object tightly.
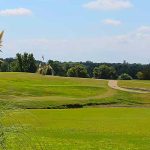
[0,0,150,63]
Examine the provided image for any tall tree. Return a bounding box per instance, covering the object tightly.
[15,53,37,73]
[16,53,23,72]
[27,53,37,73]
[22,52,29,72]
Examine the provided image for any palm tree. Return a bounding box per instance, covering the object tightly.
[0,31,4,63]
[0,31,4,51]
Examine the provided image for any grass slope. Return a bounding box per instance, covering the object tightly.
[0,72,150,108]
[118,80,150,91]
[3,108,150,149]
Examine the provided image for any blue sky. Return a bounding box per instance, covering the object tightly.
[0,0,150,63]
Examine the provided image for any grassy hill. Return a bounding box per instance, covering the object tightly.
[0,72,149,109]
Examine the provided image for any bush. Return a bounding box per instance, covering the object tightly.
[136,72,144,80]
[118,73,132,80]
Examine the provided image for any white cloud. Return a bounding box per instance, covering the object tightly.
[0,8,32,16]
[83,0,133,10]
[117,26,150,42]
[103,19,122,26]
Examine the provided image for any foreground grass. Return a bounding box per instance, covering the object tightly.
[0,73,150,149]
[3,108,150,149]
[0,72,150,108]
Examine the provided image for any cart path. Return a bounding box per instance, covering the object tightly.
[108,80,150,94]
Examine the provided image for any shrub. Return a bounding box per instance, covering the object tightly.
[118,73,132,80]
[136,72,144,80]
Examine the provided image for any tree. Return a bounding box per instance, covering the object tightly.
[27,53,37,73]
[67,64,89,78]
[142,66,150,80]
[16,53,23,72]
[0,62,9,72]
[0,31,4,50]
[10,61,20,72]
[48,60,66,76]
[136,72,144,80]
[15,53,37,73]
[81,61,96,77]
[118,73,132,80]
[0,31,4,64]
[22,52,29,72]
[93,65,116,79]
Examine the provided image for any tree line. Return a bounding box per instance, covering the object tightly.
[0,53,150,80]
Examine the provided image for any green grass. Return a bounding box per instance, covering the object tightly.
[0,73,150,149]
[0,72,150,108]
[118,80,150,90]
[3,108,150,149]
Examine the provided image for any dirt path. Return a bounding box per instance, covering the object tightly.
[108,80,149,94]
